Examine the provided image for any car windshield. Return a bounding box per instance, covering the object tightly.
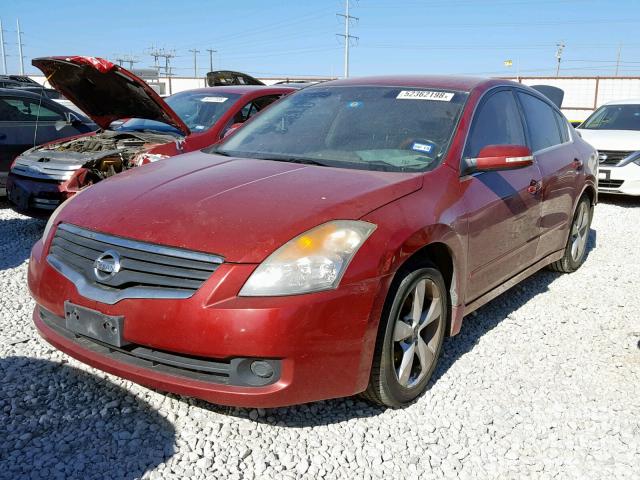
[118,91,241,134]
[211,85,468,172]
[581,104,640,131]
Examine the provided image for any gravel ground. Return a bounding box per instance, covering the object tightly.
[1,196,639,480]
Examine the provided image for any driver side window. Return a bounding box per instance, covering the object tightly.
[464,90,526,158]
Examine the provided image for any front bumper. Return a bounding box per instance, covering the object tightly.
[6,173,67,217]
[598,162,640,196]
[29,239,388,407]
[0,171,7,196]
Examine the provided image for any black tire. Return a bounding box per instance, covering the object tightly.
[362,263,447,407]
[548,195,593,273]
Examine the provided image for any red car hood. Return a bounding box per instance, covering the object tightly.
[56,152,423,263]
[32,56,190,135]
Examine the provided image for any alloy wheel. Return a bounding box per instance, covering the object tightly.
[570,201,590,262]
[391,278,443,389]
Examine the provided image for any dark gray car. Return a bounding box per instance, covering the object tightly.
[0,88,97,195]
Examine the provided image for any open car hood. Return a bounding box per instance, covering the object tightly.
[32,56,190,135]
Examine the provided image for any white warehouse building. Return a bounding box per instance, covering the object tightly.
[29,73,640,123]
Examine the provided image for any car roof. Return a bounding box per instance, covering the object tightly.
[178,85,298,95]
[316,75,513,92]
[601,98,640,106]
[0,87,47,100]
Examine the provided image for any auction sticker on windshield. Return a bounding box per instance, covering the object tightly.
[396,90,454,101]
[201,97,229,103]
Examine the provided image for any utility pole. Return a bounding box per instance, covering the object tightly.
[158,49,175,95]
[16,18,24,75]
[615,44,622,76]
[116,54,139,70]
[0,19,7,75]
[337,0,358,78]
[206,48,217,72]
[188,48,200,77]
[148,45,162,74]
[555,42,565,78]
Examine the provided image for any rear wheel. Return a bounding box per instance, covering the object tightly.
[548,195,593,273]
[363,264,447,407]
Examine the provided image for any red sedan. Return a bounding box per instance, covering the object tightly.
[28,76,598,408]
[7,56,296,216]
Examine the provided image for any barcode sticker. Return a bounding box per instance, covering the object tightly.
[397,90,454,101]
[201,96,228,103]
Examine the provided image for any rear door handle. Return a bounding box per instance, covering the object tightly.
[0,133,6,140]
[527,179,542,195]
[572,158,583,171]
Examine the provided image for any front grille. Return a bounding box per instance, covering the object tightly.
[598,179,624,189]
[38,308,281,387]
[598,150,633,166]
[11,160,82,181]
[47,223,223,303]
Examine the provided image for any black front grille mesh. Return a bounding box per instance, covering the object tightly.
[599,179,624,189]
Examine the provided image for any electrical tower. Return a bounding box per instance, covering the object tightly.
[336,0,359,78]
[555,42,565,78]
[150,49,176,95]
[0,19,7,74]
[206,48,217,72]
[16,19,25,75]
[113,54,140,70]
[188,48,200,77]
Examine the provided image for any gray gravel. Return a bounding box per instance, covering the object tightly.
[1,196,639,480]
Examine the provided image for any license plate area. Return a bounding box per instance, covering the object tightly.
[8,183,29,210]
[598,169,610,181]
[64,301,129,347]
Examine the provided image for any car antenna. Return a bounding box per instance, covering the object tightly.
[32,72,54,148]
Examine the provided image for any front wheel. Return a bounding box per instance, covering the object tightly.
[548,195,593,273]
[363,265,447,407]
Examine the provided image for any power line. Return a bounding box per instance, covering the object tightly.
[336,0,359,78]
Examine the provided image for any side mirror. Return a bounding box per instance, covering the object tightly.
[462,145,533,175]
[222,122,244,139]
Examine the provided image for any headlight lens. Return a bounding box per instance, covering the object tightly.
[239,220,376,296]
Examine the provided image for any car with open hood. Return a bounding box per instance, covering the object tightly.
[576,99,640,196]
[7,56,296,216]
[29,75,597,408]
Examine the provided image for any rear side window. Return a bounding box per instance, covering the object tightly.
[464,90,526,158]
[554,111,570,143]
[517,92,563,152]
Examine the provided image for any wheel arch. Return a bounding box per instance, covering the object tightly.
[387,224,467,337]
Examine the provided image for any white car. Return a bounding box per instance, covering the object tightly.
[577,99,640,196]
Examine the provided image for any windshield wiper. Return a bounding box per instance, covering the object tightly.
[261,156,329,167]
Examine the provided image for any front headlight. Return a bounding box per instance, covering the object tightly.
[618,151,640,167]
[239,220,376,296]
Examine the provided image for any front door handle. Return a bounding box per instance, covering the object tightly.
[0,133,6,140]
[572,158,583,171]
[527,179,542,195]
